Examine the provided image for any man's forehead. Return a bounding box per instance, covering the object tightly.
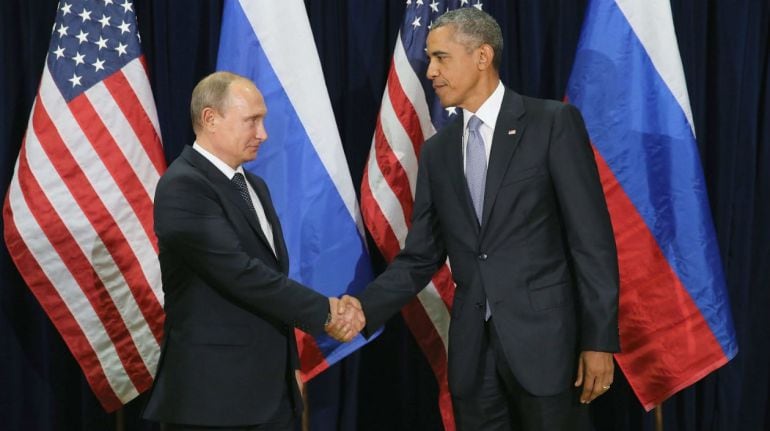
[427,26,461,47]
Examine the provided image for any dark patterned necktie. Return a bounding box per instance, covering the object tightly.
[231,172,257,216]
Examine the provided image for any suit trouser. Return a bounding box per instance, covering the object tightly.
[452,318,591,431]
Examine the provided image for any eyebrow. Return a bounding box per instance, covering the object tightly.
[428,49,450,57]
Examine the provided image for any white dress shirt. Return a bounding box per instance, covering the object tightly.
[461,81,506,172]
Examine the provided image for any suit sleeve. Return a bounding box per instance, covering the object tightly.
[154,172,330,334]
[549,103,620,352]
[358,142,448,333]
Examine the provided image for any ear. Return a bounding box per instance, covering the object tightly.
[201,106,218,132]
[477,44,494,71]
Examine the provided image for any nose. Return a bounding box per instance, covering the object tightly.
[256,123,268,142]
[426,59,438,80]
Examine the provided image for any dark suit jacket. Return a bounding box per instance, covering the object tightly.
[359,89,620,398]
[143,146,329,426]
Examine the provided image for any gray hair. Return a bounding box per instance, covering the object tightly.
[190,71,245,133]
[433,7,503,70]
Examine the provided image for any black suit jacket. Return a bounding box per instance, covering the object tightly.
[359,89,620,397]
[143,146,329,426]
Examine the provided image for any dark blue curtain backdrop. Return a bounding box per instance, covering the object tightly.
[1,1,768,430]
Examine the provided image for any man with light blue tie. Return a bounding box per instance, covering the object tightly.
[342,7,620,430]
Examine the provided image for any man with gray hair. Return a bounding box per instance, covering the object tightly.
[341,7,620,430]
[143,71,363,430]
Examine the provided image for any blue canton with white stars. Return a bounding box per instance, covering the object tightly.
[401,0,483,130]
[47,0,142,101]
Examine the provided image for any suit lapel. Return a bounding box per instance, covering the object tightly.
[481,90,526,228]
[444,117,481,233]
[181,147,276,257]
[247,173,288,271]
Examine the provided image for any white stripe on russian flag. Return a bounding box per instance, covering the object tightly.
[615,0,695,134]
[237,0,364,234]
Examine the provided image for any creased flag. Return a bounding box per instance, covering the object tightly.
[216,0,376,380]
[359,1,481,429]
[2,0,166,411]
[566,0,738,410]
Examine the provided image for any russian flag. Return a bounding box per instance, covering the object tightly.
[216,0,377,380]
[566,0,738,410]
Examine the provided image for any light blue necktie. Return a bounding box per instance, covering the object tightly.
[465,115,492,320]
[466,115,487,223]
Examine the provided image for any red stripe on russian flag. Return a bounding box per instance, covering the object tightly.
[593,147,728,409]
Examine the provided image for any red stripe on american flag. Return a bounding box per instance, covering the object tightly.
[15,142,154,392]
[386,65,425,154]
[431,266,455,311]
[33,97,165,343]
[593,147,727,409]
[67,94,158,254]
[373,120,415,223]
[401,300,454,431]
[3,193,125,411]
[102,71,166,174]
[360,169,403,261]
[139,55,150,73]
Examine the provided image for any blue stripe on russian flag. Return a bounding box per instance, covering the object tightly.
[567,0,737,357]
[216,0,376,364]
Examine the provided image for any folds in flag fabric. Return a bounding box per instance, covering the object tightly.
[566,0,738,410]
[2,0,166,411]
[216,0,375,380]
[360,1,481,429]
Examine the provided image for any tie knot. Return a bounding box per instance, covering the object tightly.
[231,172,248,190]
[468,115,483,132]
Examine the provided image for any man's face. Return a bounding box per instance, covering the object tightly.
[426,25,483,110]
[208,80,268,168]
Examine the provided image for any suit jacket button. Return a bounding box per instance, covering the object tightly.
[478,253,488,261]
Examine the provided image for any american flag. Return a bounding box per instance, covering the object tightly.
[2,0,165,411]
[360,1,482,429]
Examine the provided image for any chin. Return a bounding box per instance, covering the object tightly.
[437,94,457,108]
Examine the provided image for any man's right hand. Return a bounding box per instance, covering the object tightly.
[324,296,365,342]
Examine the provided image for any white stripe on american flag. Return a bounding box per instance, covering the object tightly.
[23,126,161,375]
[378,86,420,196]
[365,140,410,246]
[86,81,161,200]
[38,67,162,302]
[7,169,140,403]
[122,58,162,137]
[417,282,450,348]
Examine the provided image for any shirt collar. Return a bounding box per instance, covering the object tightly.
[192,142,245,180]
[462,80,505,130]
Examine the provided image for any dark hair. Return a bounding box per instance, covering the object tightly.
[433,7,503,70]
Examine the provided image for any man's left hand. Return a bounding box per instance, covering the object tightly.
[574,350,614,403]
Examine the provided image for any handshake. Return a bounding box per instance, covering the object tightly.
[324,295,366,342]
